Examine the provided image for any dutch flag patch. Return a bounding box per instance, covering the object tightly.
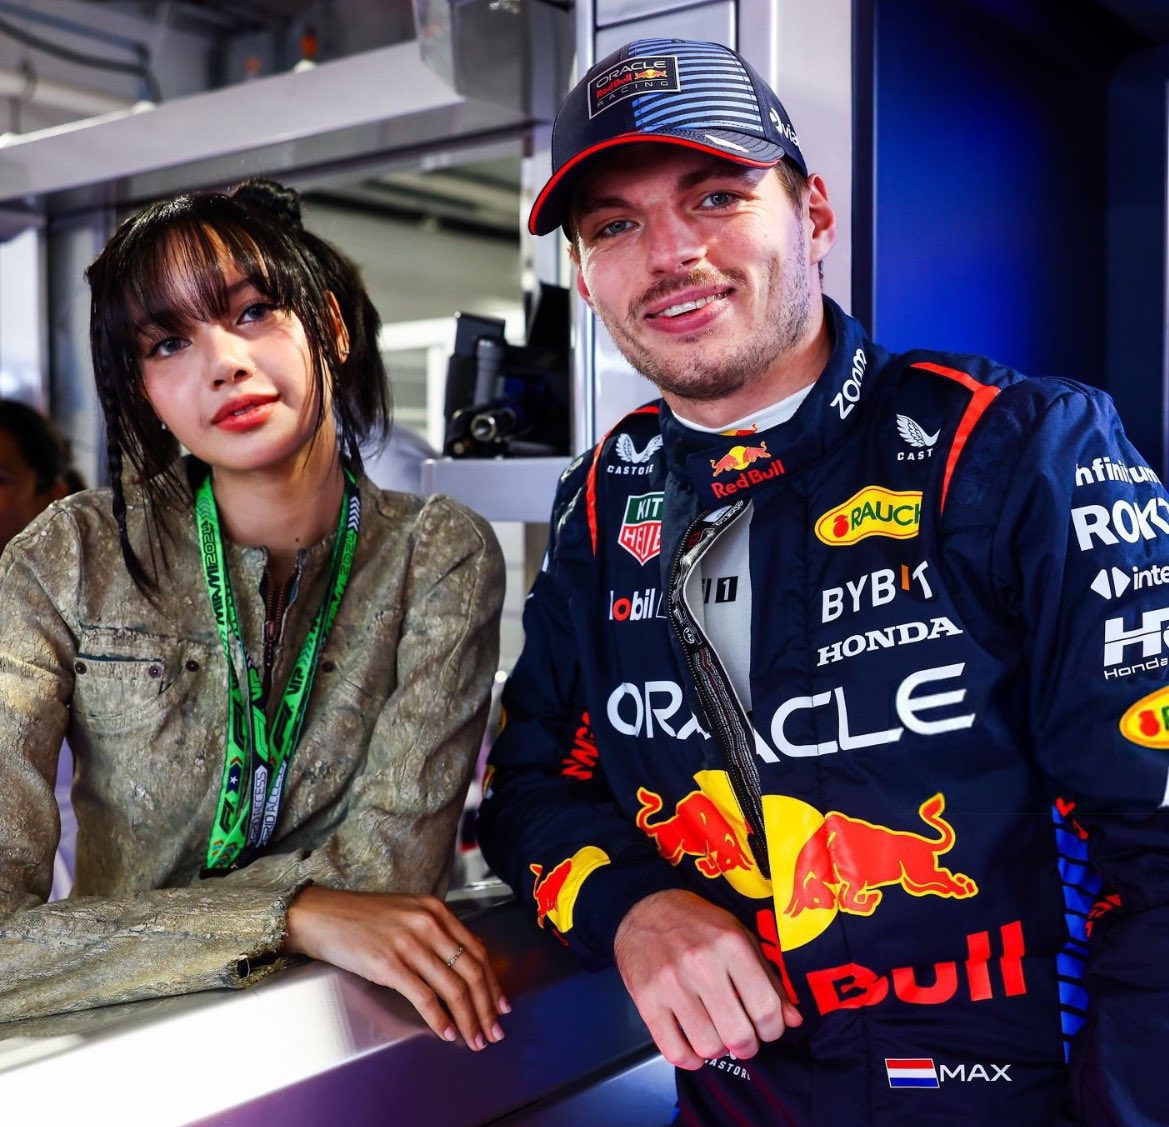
[885,1059,940,1089]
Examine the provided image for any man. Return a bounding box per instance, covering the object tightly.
[478,37,1168,1123]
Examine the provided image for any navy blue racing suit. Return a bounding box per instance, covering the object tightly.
[478,298,1169,1124]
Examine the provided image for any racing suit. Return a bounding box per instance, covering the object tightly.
[478,298,1169,1124]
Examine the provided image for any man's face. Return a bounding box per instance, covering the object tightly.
[571,145,831,407]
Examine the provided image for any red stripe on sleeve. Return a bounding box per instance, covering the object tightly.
[910,362,1001,512]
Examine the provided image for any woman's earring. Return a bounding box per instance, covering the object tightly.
[160,421,168,431]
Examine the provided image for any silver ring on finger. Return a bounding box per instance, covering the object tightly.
[445,943,465,969]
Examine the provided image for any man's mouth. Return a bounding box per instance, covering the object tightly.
[646,288,732,320]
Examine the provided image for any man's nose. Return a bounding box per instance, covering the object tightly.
[644,211,705,275]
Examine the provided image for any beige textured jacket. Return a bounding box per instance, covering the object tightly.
[0,471,503,1022]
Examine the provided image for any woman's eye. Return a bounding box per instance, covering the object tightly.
[146,336,185,359]
[239,302,275,324]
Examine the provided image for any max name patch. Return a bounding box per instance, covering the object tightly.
[590,56,680,117]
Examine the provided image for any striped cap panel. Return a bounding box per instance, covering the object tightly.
[626,40,761,134]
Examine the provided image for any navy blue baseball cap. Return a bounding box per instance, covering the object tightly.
[529,38,808,236]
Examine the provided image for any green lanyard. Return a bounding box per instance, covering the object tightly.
[195,469,361,873]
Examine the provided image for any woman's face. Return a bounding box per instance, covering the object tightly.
[0,430,64,551]
[136,257,338,483]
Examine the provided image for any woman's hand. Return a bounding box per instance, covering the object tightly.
[285,886,508,1050]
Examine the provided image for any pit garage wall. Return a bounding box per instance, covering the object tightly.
[566,0,853,447]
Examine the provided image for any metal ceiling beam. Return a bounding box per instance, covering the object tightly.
[0,39,531,227]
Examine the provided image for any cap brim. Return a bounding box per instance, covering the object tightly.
[528,130,789,237]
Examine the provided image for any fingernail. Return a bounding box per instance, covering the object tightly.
[474,1034,486,1051]
[498,996,511,1014]
[442,1026,457,1042]
[491,1022,505,1041]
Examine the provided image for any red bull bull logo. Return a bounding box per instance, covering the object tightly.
[529,845,611,933]
[785,793,978,919]
[710,442,771,477]
[708,443,785,499]
[633,772,771,899]
[636,786,754,877]
[815,486,922,546]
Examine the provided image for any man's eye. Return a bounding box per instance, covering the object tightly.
[701,191,738,209]
[595,218,634,240]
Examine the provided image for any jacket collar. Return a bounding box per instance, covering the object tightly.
[661,298,881,506]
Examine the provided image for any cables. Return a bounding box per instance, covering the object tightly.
[0,12,161,103]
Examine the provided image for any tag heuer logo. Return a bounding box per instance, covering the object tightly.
[618,492,663,564]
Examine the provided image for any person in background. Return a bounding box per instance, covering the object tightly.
[0,180,508,1052]
[478,37,1169,1123]
[0,399,77,552]
[0,399,85,900]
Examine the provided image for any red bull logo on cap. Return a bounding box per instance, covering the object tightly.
[815,486,922,546]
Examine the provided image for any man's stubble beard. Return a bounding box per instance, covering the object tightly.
[592,230,814,404]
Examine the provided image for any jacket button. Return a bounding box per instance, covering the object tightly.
[74,660,87,674]
[147,664,162,678]
[185,659,200,672]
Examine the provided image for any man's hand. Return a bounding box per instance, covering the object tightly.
[613,889,801,1069]
[285,886,508,1050]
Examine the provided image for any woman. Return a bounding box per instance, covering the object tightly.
[0,183,507,1050]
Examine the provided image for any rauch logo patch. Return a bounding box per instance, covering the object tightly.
[815,487,922,545]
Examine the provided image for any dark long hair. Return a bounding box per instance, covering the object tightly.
[85,186,390,590]
[0,399,83,493]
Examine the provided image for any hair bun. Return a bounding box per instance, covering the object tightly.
[228,177,304,233]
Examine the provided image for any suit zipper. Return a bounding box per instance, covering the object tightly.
[667,499,770,878]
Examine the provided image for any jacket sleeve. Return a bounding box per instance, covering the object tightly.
[477,459,690,967]
[943,381,1169,1123]
[0,497,503,1024]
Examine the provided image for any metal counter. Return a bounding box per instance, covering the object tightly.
[0,891,675,1127]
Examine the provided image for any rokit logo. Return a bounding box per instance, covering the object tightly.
[608,434,663,476]
[895,415,939,460]
[608,587,665,622]
[1071,496,1169,550]
[821,561,933,623]
[816,616,962,667]
[1090,563,1169,599]
[1102,606,1169,678]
